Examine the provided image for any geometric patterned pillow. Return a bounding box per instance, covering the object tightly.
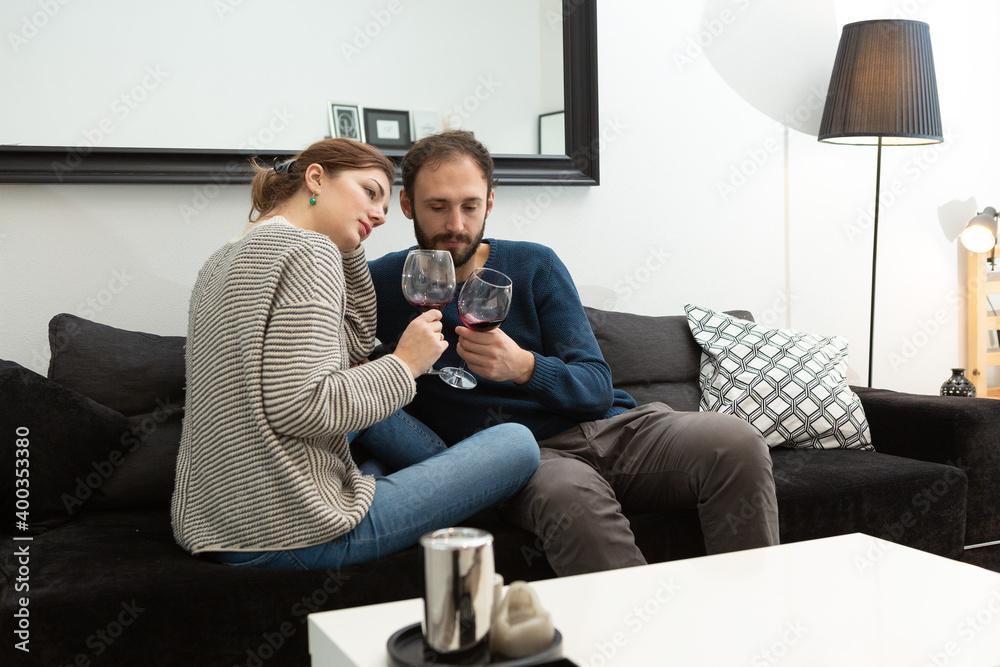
[685,304,873,450]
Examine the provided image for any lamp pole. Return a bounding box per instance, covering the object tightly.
[867,137,882,388]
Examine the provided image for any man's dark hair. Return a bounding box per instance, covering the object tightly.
[401,130,495,197]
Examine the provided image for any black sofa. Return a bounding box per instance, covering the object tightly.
[2,308,997,667]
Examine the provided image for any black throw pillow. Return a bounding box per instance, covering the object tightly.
[44,313,188,510]
[47,313,186,417]
[0,360,132,534]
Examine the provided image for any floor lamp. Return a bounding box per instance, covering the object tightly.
[818,20,943,388]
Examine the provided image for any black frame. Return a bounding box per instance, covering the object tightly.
[362,108,411,150]
[0,0,598,187]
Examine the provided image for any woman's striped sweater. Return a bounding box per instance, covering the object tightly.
[171,218,414,554]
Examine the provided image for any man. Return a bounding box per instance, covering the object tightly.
[369,130,778,576]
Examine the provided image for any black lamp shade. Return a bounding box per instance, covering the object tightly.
[819,20,942,145]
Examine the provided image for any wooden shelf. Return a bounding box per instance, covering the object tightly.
[966,248,1000,398]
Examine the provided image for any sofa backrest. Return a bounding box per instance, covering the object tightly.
[29,307,751,518]
[584,307,753,412]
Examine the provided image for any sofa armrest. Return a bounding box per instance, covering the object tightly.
[853,386,1000,546]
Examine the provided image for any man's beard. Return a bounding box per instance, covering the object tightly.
[413,211,486,271]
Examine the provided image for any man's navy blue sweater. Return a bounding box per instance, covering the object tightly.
[369,239,636,445]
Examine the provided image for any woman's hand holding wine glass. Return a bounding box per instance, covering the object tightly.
[397,249,456,378]
[392,310,448,379]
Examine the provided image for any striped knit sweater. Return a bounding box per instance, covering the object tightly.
[171,218,415,554]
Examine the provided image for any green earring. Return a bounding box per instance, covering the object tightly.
[309,194,317,205]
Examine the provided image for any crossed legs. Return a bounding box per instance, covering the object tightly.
[501,402,779,576]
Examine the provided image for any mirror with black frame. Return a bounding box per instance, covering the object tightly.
[0,0,598,186]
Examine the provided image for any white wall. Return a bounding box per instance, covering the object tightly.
[3,0,999,395]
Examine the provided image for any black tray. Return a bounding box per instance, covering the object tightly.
[387,622,564,666]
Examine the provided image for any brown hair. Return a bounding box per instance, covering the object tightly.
[248,138,395,221]
[401,130,495,199]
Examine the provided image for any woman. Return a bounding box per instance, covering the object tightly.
[171,138,538,570]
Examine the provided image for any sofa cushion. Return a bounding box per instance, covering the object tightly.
[0,360,132,534]
[584,307,753,412]
[686,304,872,450]
[47,313,186,417]
[0,507,553,667]
[45,314,187,510]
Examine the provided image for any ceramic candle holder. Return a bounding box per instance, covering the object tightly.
[489,580,556,659]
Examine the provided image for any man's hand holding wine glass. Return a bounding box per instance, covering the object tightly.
[391,310,448,379]
[454,326,535,385]
[440,268,513,389]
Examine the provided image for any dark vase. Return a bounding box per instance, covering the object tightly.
[940,368,976,397]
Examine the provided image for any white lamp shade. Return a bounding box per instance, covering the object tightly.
[960,208,999,253]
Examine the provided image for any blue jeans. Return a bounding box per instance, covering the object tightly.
[349,409,448,476]
[209,417,538,570]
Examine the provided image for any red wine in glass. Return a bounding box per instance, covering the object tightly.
[459,314,505,332]
[440,268,512,390]
[409,295,455,312]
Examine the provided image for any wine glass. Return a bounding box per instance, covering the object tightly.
[402,249,456,376]
[440,268,512,390]
[401,249,456,312]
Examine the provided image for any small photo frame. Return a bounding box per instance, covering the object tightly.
[362,108,412,150]
[412,110,443,141]
[329,103,364,142]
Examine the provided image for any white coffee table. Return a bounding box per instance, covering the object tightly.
[308,533,1000,666]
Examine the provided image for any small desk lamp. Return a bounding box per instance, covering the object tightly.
[961,207,999,254]
[818,19,943,387]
